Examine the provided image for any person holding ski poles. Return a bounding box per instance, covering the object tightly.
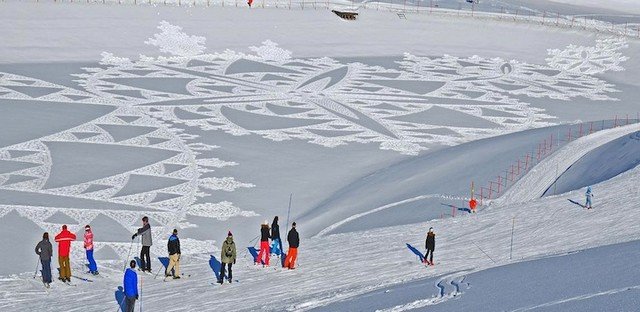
[132,216,152,272]
[585,186,594,209]
[218,231,236,284]
[255,220,271,266]
[84,225,99,275]
[165,229,181,279]
[35,232,53,288]
[123,260,139,312]
[424,227,435,266]
[270,216,283,258]
[55,225,76,282]
[283,222,299,269]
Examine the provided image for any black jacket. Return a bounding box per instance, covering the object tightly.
[168,234,181,255]
[425,232,435,251]
[287,228,299,248]
[261,226,270,242]
[271,221,280,240]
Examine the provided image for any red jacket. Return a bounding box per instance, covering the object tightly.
[55,229,77,257]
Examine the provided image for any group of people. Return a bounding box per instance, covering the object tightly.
[255,216,300,270]
[34,224,98,288]
[33,215,301,312]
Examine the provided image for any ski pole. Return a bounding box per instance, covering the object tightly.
[285,194,293,236]
[33,258,40,279]
[123,239,135,272]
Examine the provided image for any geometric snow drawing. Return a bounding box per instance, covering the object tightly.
[78,22,627,155]
[546,36,629,75]
[0,22,629,260]
[0,57,256,260]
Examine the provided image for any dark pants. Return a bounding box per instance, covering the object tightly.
[140,246,151,271]
[41,259,52,283]
[125,296,136,312]
[424,249,434,263]
[219,262,232,282]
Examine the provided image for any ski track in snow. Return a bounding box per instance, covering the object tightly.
[2,124,640,311]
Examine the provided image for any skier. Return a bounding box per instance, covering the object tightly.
[255,220,270,266]
[585,186,594,209]
[131,216,152,272]
[165,229,181,279]
[247,0,253,7]
[34,232,53,288]
[469,198,478,213]
[424,227,435,266]
[84,225,99,275]
[270,216,283,257]
[123,260,139,312]
[54,225,76,282]
[218,231,236,284]
[283,222,299,269]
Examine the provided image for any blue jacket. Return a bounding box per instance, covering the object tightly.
[124,268,138,297]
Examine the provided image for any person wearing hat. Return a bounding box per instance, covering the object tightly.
[218,231,237,284]
[123,260,139,312]
[255,220,271,266]
[84,225,99,275]
[424,227,436,266]
[166,229,181,279]
[35,232,53,287]
[283,222,299,269]
[54,225,76,282]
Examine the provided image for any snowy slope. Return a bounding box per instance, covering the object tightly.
[0,1,639,310]
[499,123,640,205]
[2,121,640,311]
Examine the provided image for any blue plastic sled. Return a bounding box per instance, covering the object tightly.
[248,246,263,265]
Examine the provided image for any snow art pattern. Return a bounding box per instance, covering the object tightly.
[0,22,628,262]
[80,23,626,155]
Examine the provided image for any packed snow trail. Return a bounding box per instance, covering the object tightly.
[498,122,640,206]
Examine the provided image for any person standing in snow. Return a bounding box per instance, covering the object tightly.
[132,216,152,272]
[585,186,594,209]
[218,231,236,284]
[270,216,283,258]
[283,222,299,269]
[469,198,478,213]
[255,220,271,266]
[165,229,181,279]
[35,232,53,287]
[123,260,139,312]
[84,225,99,275]
[424,227,435,266]
[55,225,76,282]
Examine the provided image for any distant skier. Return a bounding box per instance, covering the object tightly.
[247,0,253,7]
[283,222,299,269]
[424,227,435,266]
[84,225,99,275]
[218,231,236,284]
[132,216,152,272]
[469,198,478,213]
[585,186,594,209]
[34,232,53,288]
[255,220,271,266]
[270,216,283,257]
[123,260,139,312]
[54,225,76,282]
[165,229,181,279]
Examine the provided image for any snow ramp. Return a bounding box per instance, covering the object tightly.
[498,123,640,206]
